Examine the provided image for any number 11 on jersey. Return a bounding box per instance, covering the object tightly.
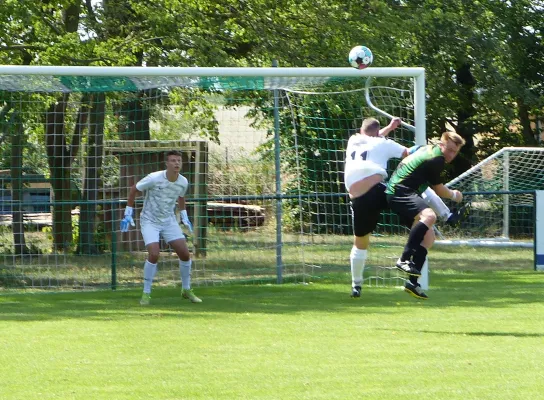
[351,150,368,161]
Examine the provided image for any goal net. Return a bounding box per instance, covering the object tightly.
[0,66,425,290]
[436,147,544,247]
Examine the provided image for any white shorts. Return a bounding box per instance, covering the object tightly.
[140,219,186,246]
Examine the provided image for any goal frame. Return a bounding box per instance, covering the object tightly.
[0,65,427,287]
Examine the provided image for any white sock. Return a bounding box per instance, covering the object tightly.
[350,246,367,287]
[180,259,192,290]
[143,260,157,294]
[422,187,450,219]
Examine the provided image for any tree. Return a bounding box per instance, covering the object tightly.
[78,93,105,254]
[9,112,29,255]
[1,0,543,251]
[396,0,543,173]
[486,0,544,148]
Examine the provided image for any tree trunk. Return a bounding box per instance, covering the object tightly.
[11,113,29,256]
[78,93,105,254]
[46,1,81,252]
[45,95,73,252]
[517,100,537,146]
[453,62,476,176]
[117,92,151,140]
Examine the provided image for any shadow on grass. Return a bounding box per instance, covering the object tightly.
[376,328,544,338]
[0,269,543,322]
[420,330,544,338]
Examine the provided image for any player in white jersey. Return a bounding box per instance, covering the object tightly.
[120,150,202,305]
[345,117,408,297]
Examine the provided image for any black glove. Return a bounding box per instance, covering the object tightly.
[446,203,470,226]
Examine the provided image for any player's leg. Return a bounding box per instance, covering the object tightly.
[350,235,369,298]
[350,196,369,298]
[349,183,385,297]
[387,190,430,277]
[403,219,436,299]
[163,223,202,303]
[402,208,436,300]
[401,207,436,264]
[139,222,161,305]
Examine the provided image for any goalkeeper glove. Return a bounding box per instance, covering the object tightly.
[445,203,470,227]
[120,206,136,232]
[180,210,193,234]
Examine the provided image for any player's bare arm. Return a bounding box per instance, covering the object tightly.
[379,117,401,137]
[178,196,193,234]
[120,184,141,232]
[126,184,141,208]
[177,196,186,211]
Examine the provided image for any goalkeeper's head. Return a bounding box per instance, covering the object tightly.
[164,150,183,172]
[439,131,466,163]
[360,118,380,137]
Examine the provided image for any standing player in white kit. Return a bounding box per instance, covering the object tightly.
[120,150,202,305]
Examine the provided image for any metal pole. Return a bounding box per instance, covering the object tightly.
[503,151,510,239]
[414,72,426,145]
[272,59,283,284]
[111,201,117,290]
[535,191,544,271]
[0,65,426,78]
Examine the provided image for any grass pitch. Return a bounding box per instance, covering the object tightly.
[1,266,543,400]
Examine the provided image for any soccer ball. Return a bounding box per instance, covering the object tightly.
[348,45,373,69]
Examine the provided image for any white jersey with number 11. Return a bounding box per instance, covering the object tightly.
[344,134,405,191]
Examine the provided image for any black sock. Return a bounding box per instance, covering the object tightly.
[412,245,428,272]
[409,275,419,285]
[401,222,429,261]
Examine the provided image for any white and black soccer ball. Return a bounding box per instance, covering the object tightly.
[348,45,373,69]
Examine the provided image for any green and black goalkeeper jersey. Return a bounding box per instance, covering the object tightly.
[385,144,445,195]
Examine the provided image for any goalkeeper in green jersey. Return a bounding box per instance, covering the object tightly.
[386,131,466,299]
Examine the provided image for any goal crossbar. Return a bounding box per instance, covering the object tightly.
[0,66,425,78]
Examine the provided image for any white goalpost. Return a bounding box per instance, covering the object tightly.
[436,148,544,243]
[536,191,544,271]
[0,65,427,289]
[432,147,544,272]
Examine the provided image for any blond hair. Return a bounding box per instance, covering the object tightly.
[361,118,380,135]
[440,131,466,147]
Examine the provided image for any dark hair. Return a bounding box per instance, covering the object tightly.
[165,150,183,159]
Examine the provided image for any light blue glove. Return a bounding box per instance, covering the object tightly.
[180,210,193,234]
[120,206,136,232]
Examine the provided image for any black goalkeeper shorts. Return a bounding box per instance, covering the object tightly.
[386,185,429,228]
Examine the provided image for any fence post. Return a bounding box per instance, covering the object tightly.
[536,191,544,271]
[419,258,429,290]
[272,59,283,284]
[111,200,118,290]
